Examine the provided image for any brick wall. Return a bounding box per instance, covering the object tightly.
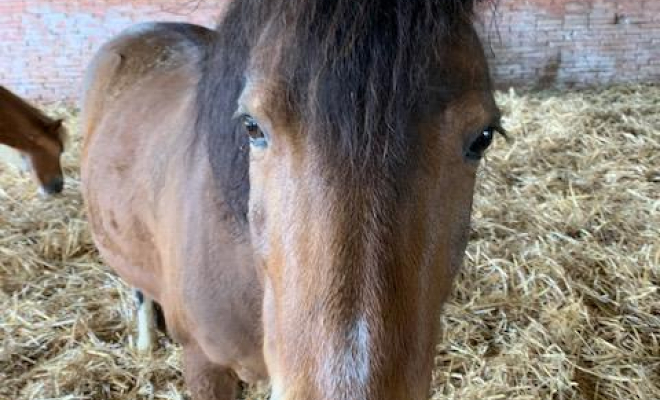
[0,0,220,103]
[477,0,660,88]
[0,0,658,102]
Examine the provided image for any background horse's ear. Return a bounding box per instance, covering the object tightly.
[49,118,69,149]
[50,119,64,131]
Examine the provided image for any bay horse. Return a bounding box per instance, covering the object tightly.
[81,0,503,398]
[0,85,66,195]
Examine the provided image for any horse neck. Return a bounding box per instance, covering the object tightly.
[0,116,53,153]
[0,90,55,152]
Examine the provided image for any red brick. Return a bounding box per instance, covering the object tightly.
[1,0,659,100]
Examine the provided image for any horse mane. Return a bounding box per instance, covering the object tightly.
[196,0,484,223]
[0,85,63,141]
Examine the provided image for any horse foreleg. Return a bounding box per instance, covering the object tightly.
[183,343,241,400]
[133,288,157,354]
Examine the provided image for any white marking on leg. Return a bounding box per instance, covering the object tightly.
[135,290,156,354]
[269,380,285,400]
[20,154,32,173]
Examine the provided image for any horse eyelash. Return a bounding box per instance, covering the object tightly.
[491,124,510,142]
[232,111,248,121]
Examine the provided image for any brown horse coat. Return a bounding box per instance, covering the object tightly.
[0,85,66,194]
[82,1,502,398]
[81,23,266,386]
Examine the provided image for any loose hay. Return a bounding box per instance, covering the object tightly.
[1,85,658,399]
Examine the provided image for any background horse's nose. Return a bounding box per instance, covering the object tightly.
[43,176,64,194]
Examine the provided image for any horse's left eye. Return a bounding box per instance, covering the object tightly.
[243,115,267,148]
[465,128,495,161]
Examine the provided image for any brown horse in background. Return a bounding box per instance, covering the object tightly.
[0,85,66,194]
[81,0,503,398]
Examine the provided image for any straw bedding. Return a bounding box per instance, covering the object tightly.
[1,85,658,399]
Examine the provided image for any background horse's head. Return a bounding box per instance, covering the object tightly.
[21,119,67,195]
[0,85,66,195]
[200,0,501,398]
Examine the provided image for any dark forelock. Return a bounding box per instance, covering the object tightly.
[196,0,485,222]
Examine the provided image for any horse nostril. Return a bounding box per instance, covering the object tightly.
[44,176,64,194]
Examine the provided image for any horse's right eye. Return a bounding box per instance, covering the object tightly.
[242,115,267,148]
